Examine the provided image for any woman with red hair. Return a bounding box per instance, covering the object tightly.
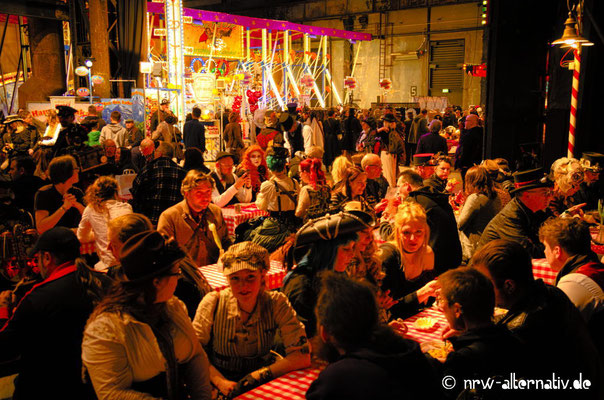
[295,158,331,222]
[236,145,268,200]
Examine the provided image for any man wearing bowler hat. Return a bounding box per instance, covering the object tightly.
[0,227,108,399]
[477,168,554,258]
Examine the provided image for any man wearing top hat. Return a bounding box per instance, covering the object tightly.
[53,105,88,157]
[280,111,304,156]
[573,152,604,211]
[477,168,554,258]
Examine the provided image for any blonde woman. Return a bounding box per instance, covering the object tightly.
[549,157,585,216]
[77,176,133,271]
[39,109,62,146]
[330,155,352,188]
[378,202,439,319]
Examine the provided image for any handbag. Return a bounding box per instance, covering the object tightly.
[115,169,137,197]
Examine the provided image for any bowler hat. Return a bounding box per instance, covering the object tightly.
[119,231,186,281]
[215,151,234,162]
[510,168,554,195]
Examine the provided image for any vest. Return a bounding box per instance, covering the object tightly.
[210,171,239,206]
[209,290,277,378]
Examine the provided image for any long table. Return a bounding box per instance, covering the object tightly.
[222,203,269,236]
[234,368,321,400]
[199,260,286,291]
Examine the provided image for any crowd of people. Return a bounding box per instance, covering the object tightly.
[0,100,603,399]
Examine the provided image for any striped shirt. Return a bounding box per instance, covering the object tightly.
[193,288,308,378]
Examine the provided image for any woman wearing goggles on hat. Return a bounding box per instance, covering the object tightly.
[549,157,586,218]
[83,231,212,400]
[193,242,310,399]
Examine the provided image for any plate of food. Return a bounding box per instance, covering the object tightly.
[414,317,438,331]
[421,340,453,362]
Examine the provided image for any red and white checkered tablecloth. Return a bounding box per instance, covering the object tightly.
[532,258,557,285]
[403,307,450,344]
[234,368,321,400]
[199,260,286,291]
[222,204,269,236]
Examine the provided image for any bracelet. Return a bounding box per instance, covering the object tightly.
[60,205,68,211]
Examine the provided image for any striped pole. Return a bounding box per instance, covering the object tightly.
[568,46,581,158]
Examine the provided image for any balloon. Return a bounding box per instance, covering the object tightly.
[246,89,253,97]
[91,75,104,85]
[76,87,90,97]
[254,90,262,97]
[75,66,89,77]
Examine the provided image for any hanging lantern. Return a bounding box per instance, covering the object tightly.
[379,78,392,91]
[300,74,314,88]
[344,76,357,89]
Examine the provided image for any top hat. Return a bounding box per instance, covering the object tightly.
[266,145,289,160]
[580,152,604,172]
[382,114,396,123]
[510,168,554,195]
[412,153,435,166]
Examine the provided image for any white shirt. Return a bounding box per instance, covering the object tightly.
[77,200,133,271]
[302,124,313,154]
[39,124,62,146]
[558,273,604,322]
[211,170,252,207]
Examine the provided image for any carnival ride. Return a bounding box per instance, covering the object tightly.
[146,1,371,121]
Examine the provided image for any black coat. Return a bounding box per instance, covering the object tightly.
[477,197,548,258]
[455,126,483,169]
[497,280,604,400]
[407,187,462,274]
[322,118,341,167]
[442,325,528,399]
[416,132,448,155]
[306,327,443,400]
[0,264,98,399]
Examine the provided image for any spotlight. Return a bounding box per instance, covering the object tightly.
[84,59,93,68]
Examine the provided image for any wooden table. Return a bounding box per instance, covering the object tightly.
[199,260,286,291]
[222,204,269,236]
